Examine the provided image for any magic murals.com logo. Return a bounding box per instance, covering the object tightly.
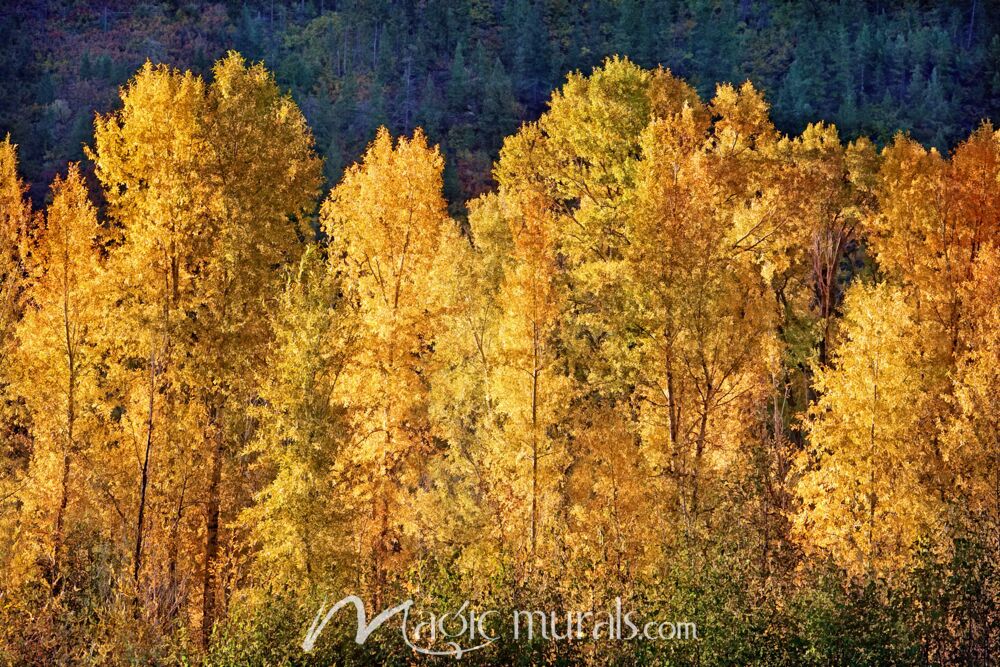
[302,595,697,658]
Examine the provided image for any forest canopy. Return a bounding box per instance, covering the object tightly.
[1,0,998,210]
[0,6,999,665]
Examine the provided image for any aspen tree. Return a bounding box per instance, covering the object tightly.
[243,248,352,591]
[91,52,321,644]
[624,89,776,538]
[0,137,31,583]
[12,165,101,592]
[795,283,939,577]
[320,127,460,608]
[492,186,569,565]
[0,137,30,388]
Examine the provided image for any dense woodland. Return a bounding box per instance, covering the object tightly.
[1,2,1000,667]
[1,0,998,210]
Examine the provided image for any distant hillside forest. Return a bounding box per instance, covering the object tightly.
[0,0,998,210]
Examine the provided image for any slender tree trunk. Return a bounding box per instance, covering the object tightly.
[665,340,679,448]
[165,477,187,620]
[135,263,171,583]
[690,404,710,518]
[373,493,389,610]
[52,451,71,593]
[867,368,880,575]
[133,346,155,583]
[53,237,76,595]
[372,397,392,611]
[201,404,224,649]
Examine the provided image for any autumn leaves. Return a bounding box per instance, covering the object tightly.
[0,51,998,659]
[1,52,323,649]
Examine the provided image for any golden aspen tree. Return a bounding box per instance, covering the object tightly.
[488,67,713,569]
[194,56,321,644]
[946,247,1000,524]
[864,127,998,512]
[11,165,102,592]
[620,87,777,543]
[422,191,511,586]
[320,127,461,608]
[943,127,1000,525]
[0,136,30,388]
[242,248,352,592]
[493,65,783,565]
[429,183,571,589]
[867,130,996,358]
[491,186,570,570]
[794,282,940,577]
[90,61,207,605]
[91,52,321,644]
[0,137,32,589]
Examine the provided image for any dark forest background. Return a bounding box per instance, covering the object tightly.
[1,0,998,212]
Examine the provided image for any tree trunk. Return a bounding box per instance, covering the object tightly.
[372,397,392,611]
[373,493,389,610]
[201,405,224,649]
[165,477,187,621]
[966,0,977,49]
[52,451,71,594]
[54,242,77,595]
[133,346,156,583]
[690,404,710,518]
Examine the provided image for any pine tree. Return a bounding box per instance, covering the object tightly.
[447,42,470,116]
[416,74,444,140]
